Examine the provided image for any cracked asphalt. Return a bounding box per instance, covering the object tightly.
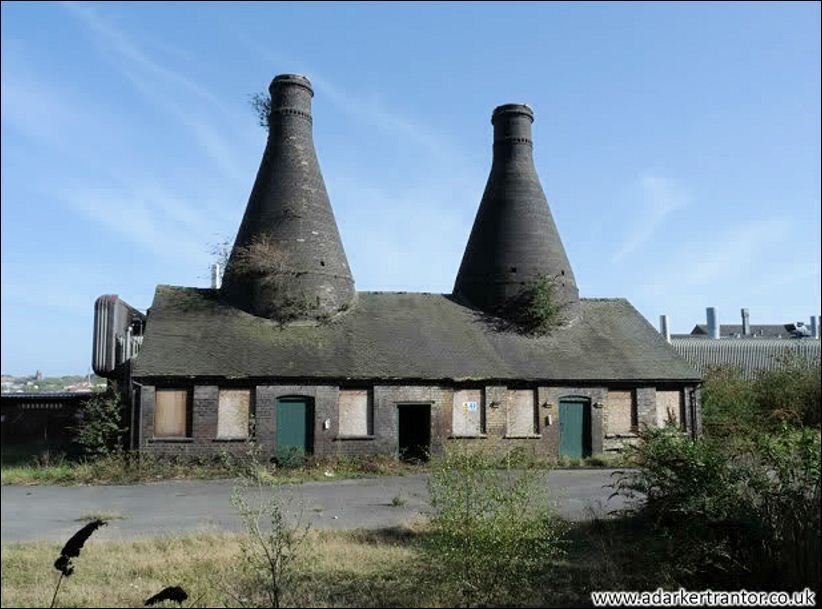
[1,469,637,543]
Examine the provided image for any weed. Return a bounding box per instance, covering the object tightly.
[75,511,126,523]
[424,446,565,607]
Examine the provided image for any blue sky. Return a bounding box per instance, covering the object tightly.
[2,2,820,375]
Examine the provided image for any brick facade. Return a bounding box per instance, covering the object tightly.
[137,381,700,460]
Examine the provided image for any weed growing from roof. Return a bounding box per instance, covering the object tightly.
[250,91,271,130]
[228,234,290,278]
[494,273,567,336]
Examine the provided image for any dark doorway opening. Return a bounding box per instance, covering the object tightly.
[398,404,431,463]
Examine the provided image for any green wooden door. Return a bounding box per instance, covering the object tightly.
[276,398,313,463]
[559,398,591,459]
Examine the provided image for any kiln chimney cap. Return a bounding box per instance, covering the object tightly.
[270,73,314,96]
[492,103,534,124]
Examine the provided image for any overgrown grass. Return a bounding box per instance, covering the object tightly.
[2,520,742,608]
[0,531,420,608]
[0,453,428,487]
[1,451,624,487]
[75,512,127,523]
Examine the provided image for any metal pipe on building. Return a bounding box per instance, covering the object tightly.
[741,308,750,336]
[659,314,671,343]
[211,263,222,289]
[706,307,720,339]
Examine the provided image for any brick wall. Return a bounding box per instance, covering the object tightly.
[137,381,701,460]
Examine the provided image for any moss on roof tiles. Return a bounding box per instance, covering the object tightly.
[131,286,700,382]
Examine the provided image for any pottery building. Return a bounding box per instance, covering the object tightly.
[98,74,701,462]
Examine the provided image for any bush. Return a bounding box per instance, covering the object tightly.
[230,480,309,608]
[613,426,821,591]
[701,365,759,440]
[227,428,309,608]
[611,427,740,526]
[702,353,821,441]
[754,352,821,428]
[495,273,566,336]
[73,390,127,457]
[423,447,565,607]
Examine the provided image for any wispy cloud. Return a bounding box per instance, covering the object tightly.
[310,73,461,165]
[612,174,689,263]
[635,217,793,304]
[59,182,217,270]
[62,1,251,186]
[679,218,792,288]
[243,43,467,168]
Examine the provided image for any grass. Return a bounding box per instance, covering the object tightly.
[1,447,626,487]
[0,530,419,608]
[0,453,428,487]
[0,518,721,608]
[75,512,127,523]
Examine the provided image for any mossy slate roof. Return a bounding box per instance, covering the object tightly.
[131,286,700,383]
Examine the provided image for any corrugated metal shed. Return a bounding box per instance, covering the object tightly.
[671,338,821,378]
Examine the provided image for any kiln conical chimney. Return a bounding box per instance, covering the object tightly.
[453,103,579,317]
[221,74,355,320]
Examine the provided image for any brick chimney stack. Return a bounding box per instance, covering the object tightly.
[453,103,579,319]
[221,74,355,321]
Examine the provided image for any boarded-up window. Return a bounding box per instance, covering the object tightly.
[656,390,683,428]
[507,389,537,436]
[452,389,483,436]
[218,389,251,439]
[607,390,636,435]
[339,390,371,436]
[154,389,187,438]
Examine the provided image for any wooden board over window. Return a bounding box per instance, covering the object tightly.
[656,390,683,428]
[452,389,483,436]
[507,389,537,436]
[218,389,251,439]
[339,389,371,437]
[155,389,187,438]
[607,390,636,435]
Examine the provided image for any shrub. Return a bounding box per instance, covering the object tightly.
[423,447,565,607]
[73,390,126,458]
[228,430,309,608]
[701,365,759,440]
[496,273,566,336]
[613,426,821,591]
[742,427,821,589]
[250,91,271,129]
[754,352,821,428]
[702,353,821,441]
[611,427,740,526]
[230,481,309,608]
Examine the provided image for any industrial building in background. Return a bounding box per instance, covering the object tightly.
[659,308,820,379]
[94,74,703,462]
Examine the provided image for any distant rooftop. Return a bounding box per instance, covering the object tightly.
[686,323,793,339]
[671,338,820,379]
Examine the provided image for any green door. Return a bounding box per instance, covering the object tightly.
[559,398,591,459]
[276,397,313,463]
